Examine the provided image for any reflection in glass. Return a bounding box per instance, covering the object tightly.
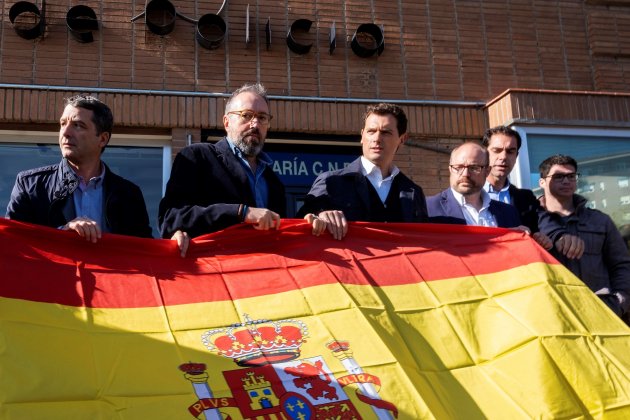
[528,134,630,226]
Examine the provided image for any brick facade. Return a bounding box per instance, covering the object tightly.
[1,0,629,194]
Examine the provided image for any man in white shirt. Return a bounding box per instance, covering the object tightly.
[297,103,428,239]
[426,142,522,228]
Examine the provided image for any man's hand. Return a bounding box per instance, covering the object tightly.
[511,225,531,235]
[303,213,328,237]
[63,216,102,243]
[510,226,553,250]
[318,210,348,240]
[532,232,553,250]
[244,207,281,230]
[170,230,190,258]
[555,234,585,259]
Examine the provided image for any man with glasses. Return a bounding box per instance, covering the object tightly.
[538,154,630,321]
[297,103,428,240]
[427,142,521,227]
[159,83,324,239]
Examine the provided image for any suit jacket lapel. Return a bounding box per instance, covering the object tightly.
[215,138,255,204]
[444,189,469,221]
[345,159,372,214]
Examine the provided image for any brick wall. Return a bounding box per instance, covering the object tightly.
[2,0,630,195]
[3,0,629,101]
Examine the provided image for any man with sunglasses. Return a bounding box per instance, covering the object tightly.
[159,83,323,239]
[427,142,522,227]
[538,154,630,321]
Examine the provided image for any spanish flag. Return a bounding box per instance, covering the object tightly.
[1,218,629,419]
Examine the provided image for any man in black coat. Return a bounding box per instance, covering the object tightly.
[482,125,552,249]
[6,95,153,242]
[159,83,323,239]
[297,103,428,240]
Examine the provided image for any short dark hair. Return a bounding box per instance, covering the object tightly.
[362,103,408,136]
[482,125,522,150]
[225,83,270,113]
[64,95,113,137]
[539,154,578,178]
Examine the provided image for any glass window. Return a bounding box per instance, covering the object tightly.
[526,133,630,226]
[0,144,163,237]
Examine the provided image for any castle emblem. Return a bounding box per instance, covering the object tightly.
[179,314,398,419]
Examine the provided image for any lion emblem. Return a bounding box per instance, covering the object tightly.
[284,360,339,401]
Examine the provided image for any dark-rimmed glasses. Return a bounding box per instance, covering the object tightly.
[449,164,487,175]
[227,110,273,125]
[545,172,579,182]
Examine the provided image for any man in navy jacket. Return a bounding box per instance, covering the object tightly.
[427,142,522,228]
[297,103,428,240]
[6,95,152,241]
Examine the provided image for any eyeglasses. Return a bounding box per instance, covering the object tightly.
[545,172,579,182]
[227,110,273,125]
[449,164,487,175]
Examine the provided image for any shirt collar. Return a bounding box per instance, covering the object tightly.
[360,156,399,180]
[450,188,492,209]
[63,159,105,187]
[226,138,273,168]
[484,179,510,193]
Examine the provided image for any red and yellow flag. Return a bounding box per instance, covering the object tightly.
[1,218,629,419]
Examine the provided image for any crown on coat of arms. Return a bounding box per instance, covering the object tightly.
[201,314,308,367]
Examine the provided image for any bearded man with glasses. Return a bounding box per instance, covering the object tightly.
[427,142,522,228]
[159,83,324,239]
[538,154,630,323]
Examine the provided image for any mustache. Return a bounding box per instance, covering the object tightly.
[457,176,478,184]
[244,128,260,137]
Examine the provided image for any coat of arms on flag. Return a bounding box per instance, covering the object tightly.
[179,315,398,419]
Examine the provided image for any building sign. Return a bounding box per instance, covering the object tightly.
[267,152,355,187]
[9,1,385,57]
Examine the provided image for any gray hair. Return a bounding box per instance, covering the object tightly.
[225,83,270,113]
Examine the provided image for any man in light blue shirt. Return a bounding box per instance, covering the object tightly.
[7,95,152,241]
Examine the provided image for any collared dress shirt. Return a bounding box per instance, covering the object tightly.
[360,156,400,204]
[484,180,512,204]
[450,188,498,227]
[72,164,107,232]
[227,138,271,208]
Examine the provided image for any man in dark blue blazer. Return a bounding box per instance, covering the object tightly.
[427,142,522,228]
[159,83,324,240]
[297,103,428,239]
